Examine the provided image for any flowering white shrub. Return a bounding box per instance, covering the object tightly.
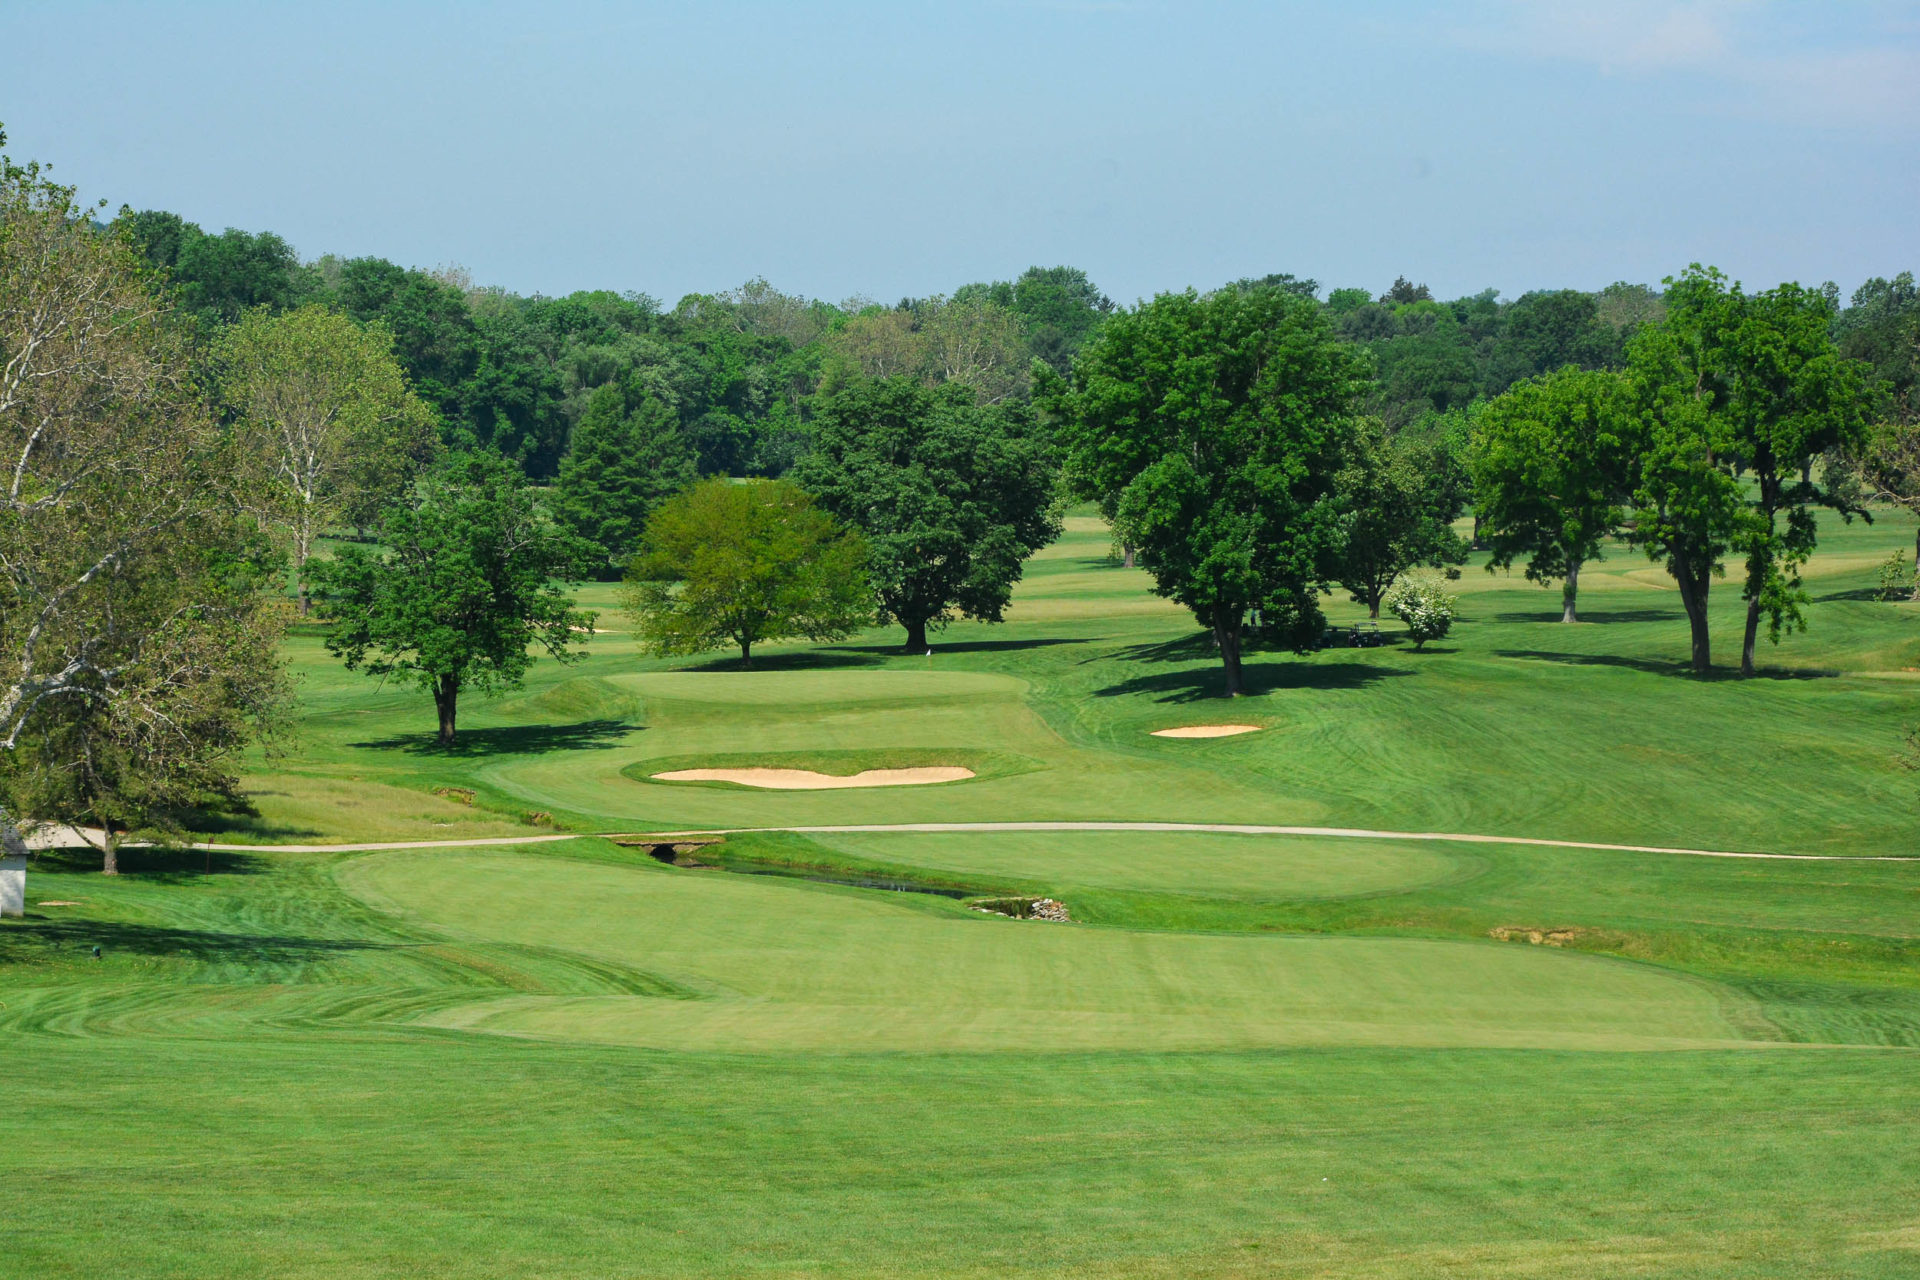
[1384,573,1457,649]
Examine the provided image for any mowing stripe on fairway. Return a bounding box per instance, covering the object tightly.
[188,823,1919,860]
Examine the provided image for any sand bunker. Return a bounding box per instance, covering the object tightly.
[1150,724,1263,739]
[652,766,975,790]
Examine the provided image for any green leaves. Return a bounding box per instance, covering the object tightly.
[794,378,1061,647]
[1470,366,1630,617]
[1335,420,1469,617]
[621,479,871,666]
[550,384,696,573]
[1623,266,1876,672]
[312,453,596,739]
[1053,287,1368,686]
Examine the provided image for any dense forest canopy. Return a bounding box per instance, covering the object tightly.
[112,207,1920,491]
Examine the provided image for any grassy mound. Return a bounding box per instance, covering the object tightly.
[489,676,641,724]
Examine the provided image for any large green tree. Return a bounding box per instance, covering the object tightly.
[312,453,595,745]
[1620,302,1749,674]
[622,479,871,667]
[794,378,1061,651]
[550,383,696,573]
[1861,415,1920,596]
[116,209,309,326]
[1047,288,1370,695]
[2,134,291,879]
[2,519,291,873]
[1836,273,1919,426]
[1470,367,1630,622]
[215,304,439,612]
[1486,289,1625,390]
[1334,421,1469,619]
[1694,272,1875,675]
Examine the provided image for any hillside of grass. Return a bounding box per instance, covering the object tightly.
[3,506,1917,1278]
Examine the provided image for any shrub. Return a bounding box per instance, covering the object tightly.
[1876,549,1913,602]
[1384,573,1458,649]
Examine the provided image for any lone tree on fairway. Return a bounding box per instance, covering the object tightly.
[550,382,696,575]
[216,304,439,612]
[794,378,1060,651]
[623,478,871,667]
[312,452,596,745]
[1046,287,1369,695]
[1470,367,1630,623]
[1334,420,1469,619]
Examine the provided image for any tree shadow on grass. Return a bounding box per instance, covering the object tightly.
[1095,660,1411,703]
[1494,650,1840,680]
[829,637,1093,657]
[0,918,384,964]
[1812,587,1898,604]
[1090,633,1218,666]
[351,719,639,757]
[25,844,270,881]
[675,651,884,673]
[1491,608,1683,624]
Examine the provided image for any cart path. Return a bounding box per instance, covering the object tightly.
[171,822,1918,861]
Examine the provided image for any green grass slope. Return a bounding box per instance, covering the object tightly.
[2,505,1918,1277]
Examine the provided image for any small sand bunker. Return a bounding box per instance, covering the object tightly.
[1150,724,1263,739]
[652,766,975,790]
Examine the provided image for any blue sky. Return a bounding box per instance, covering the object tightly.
[4,1,1916,306]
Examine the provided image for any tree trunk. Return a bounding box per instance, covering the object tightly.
[740,639,752,668]
[1740,595,1762,678]
[903,618,929,652]
[434,672,460,746]
[1122,544,1135,569]
[1368,592,1382,620]
[1561,561,1580,624]
[1212,619,1244,697]
[295,522,312,618]
[1671,553,1712,674]
[1739,543,1769,678]
[102,830,120,876]
[1911,524,1919,603]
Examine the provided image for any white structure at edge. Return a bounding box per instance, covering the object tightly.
[0,856,23,917]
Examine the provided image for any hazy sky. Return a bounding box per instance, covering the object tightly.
[5,1,1916,306]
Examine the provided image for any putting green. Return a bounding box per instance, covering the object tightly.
[337,849,1756,1053]
[799,829,1462,898]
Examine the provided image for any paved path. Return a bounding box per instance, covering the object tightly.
[199,834,584,854]
[24,826,584,855]
[33,822,1917,862]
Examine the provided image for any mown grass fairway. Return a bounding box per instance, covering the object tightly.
[5,510,1920,1277]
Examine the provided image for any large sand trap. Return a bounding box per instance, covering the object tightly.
[652,766,975,789]
[1150,724,1263,739]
